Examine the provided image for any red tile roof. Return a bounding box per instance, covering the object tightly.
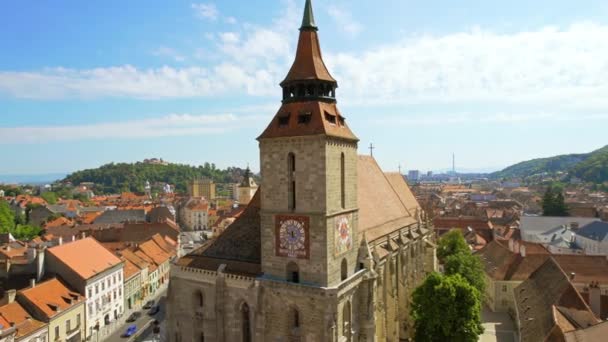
[18,278,84,320]
[0,302,46,338]
[47,237,122,280]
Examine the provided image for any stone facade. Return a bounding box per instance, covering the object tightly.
[166,1,436,341]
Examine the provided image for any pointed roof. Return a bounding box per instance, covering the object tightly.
[300,0,317,30]
[281,0,335,85]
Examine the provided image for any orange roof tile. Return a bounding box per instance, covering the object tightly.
[0,302,46,338]
[47,237,122,280]
[18,278,84,320]
[137,240,170,266]
[121,258,141,280]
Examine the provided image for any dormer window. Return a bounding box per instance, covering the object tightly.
[298,112,312,124]
[278,113,291,127]
[324,111,336,125]
[339,116,345,126]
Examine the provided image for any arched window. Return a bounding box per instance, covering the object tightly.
[241,303,251,342]
[196,291,204,308]
[291,307,300,328]
[200,333,205,342]
[287,262,300,283]
[340,153,345,209]
[343,301,352,341]
[288,153,296,211]
[341,259,348,281]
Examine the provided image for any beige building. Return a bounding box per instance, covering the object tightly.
[188,178,216,200]
[179,197,209,232]
[237,168,258,205]
[166,1,436,341]
[17,278,85,342]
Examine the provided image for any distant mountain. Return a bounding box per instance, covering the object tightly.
[491,145,608,182]
[61,162,249,194]
[0,173,66,185]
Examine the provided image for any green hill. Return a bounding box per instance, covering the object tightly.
[61,162,249,194]
[492,145,608,182]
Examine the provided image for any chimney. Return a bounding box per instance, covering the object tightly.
[520,244,526,258]
[590,284,601,318]
[3,290,16,304]
[72,235,76,242]
[30,279,36,288]
[570,272,576,280]
[81,232,86,239]
[508,239,514,252]
[58,237,63,246]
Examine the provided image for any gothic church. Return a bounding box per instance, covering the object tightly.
[166,1,436,341]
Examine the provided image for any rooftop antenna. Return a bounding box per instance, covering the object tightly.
[452,153,456,175]
[398,164,402,174]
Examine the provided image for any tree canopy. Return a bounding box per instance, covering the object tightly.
[0,200,15,231]
[412,273,484,342]
[444,252,486,294]
[542,186,569,216]
[61,162,252,194]
[40,191,58,204]
[437,230,469,262]
[0,200,42,240]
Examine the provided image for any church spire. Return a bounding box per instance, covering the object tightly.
[300,0,317,31]
[280,0,336,104]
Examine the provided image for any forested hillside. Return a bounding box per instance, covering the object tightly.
[62,162,249,194]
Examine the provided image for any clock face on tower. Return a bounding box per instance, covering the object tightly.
[335,214,352,255]
[275,215,309,259]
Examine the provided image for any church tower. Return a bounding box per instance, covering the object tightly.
[258,0,360,288]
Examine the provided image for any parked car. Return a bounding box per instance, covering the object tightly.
[122,325,137,338]
[126,312,141,323]
[143,300,155,309]
[148,305,160,315]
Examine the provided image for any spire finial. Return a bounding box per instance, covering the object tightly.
[300,0,317,31]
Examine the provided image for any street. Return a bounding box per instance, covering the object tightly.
[105,293,167,342]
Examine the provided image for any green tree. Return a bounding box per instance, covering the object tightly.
[542,186,569,216]
[437,230,469,262]
[412,273,484,342]
[11,224,43,240]
[40,191,58,204]
[444,252,486,294]
[0,200,15,232]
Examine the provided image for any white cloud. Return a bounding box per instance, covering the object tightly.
[152,46,186,62]
[327,5,362,37]
[192,3,218,21]
[327,22,608,111]
[0,114,264,144]
[1,0,608,121]
[371,112,608,126]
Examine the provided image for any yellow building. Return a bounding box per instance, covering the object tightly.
[188,178,216,200]
[17,278,86,342]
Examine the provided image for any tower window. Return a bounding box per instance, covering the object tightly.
[325,111,337,124]
[288,153,296,211]
[241,303,251,342]
[292,307,300,328]
[339,116,345,126]
[340,153,345,209]
[298,112,312,124]
[341,258,348,281]
[287,262,300,283]
[278,114,291,127]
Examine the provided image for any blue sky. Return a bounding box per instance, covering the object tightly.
[1,0,608,176]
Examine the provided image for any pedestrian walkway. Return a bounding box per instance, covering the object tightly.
[479,305,517,342]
